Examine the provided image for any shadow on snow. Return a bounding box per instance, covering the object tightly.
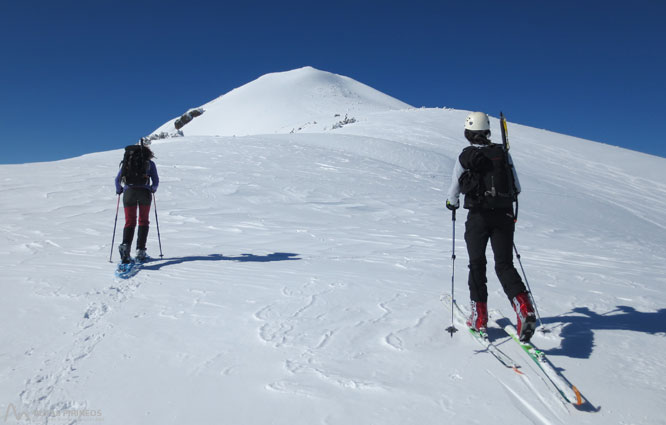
[141,252,301,271]
[542,305,666,359]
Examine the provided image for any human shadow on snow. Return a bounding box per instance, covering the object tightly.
[141,252,301,271]
[541,305,666,360]
[500,306,666,413]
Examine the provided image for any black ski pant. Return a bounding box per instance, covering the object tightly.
[464,208,526,303]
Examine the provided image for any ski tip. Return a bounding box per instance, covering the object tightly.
[572,385,583,405]
[512,366,524,375]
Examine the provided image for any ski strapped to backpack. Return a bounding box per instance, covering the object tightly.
[500,112,519,221]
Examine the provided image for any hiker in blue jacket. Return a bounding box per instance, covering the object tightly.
[115,139,159,264]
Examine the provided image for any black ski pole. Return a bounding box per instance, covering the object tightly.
[153,193,164,259]
[109,194,120,263]
[445,209,458,337]
[513,242,546,332]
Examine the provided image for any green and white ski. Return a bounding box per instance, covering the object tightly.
[492,311,583,405]
[442,294,521,372]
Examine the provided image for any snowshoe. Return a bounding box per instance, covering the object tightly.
[115,260,140,279]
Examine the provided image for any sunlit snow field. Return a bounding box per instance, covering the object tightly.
[2,68,665,425]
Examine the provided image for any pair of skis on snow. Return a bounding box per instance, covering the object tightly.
[442,294,583,406]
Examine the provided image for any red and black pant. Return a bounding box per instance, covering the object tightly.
[122,188,151,250]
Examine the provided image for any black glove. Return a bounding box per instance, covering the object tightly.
[446,200,458,211]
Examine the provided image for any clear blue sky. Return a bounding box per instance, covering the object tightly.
[1,0,664,164]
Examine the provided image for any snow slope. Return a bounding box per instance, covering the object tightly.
[153,66,412,137]
[1,68,666,425]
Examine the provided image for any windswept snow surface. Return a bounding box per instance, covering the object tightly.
[2,69,666,425]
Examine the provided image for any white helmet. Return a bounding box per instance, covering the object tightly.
[464,112,490,131]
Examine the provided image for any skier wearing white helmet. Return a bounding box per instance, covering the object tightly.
[446,112,536,342]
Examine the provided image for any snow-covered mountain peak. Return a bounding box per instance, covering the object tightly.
[152,66,412,138]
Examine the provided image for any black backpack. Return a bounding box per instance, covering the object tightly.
[458,144,515,210]
[120,145,150,185]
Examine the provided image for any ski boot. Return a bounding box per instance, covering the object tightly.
[119,243,131,264]
[466,300,488,333]
[136,248,148,263]
[512,292,536,342]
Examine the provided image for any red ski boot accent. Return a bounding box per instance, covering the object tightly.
[466,301,488,332]
[512,292,536,342]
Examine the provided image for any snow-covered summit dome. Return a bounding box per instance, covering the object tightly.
[152,66,412,137]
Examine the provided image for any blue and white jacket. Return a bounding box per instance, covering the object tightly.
[115,160,159,194]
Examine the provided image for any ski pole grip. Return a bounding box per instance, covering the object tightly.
[452,209,456,221]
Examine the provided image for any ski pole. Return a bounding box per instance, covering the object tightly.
[513,242,546,331]
[153,193,164,259]
[109,194,121,263]
[446,209,458,337]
